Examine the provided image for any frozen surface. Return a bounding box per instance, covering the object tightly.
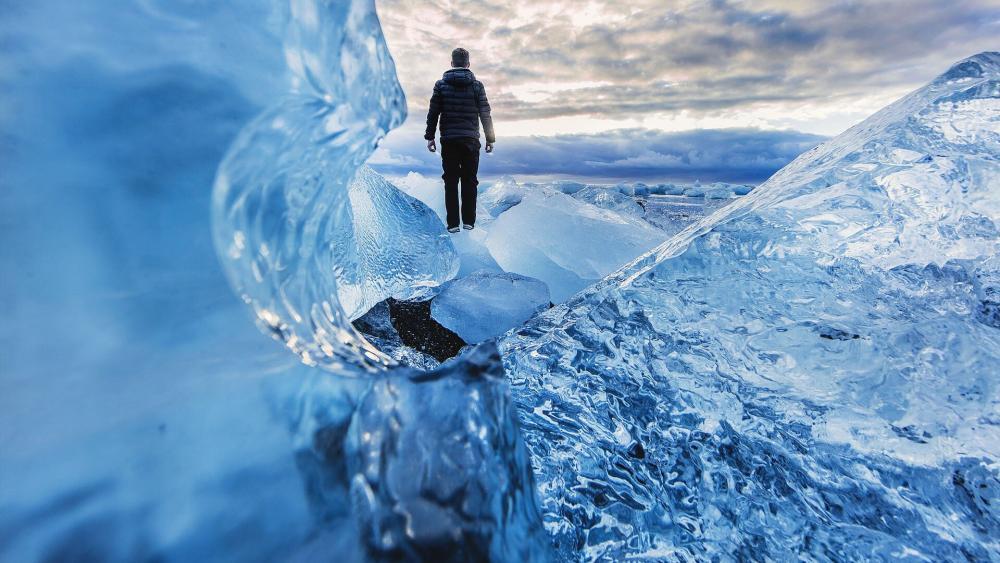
[340,166,458,318]
[499,52,1000,560]
[431,271,551,343]
[0,1,318,559]
[6,0,998,561]
[486,189,669,302]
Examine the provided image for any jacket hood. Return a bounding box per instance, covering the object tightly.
[443,68,475,86]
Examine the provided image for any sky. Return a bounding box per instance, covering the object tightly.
[371,0,999,183]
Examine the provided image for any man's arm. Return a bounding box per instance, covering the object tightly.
[425,83,442,142]
[477,82,496,148]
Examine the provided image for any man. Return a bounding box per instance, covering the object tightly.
[425,47,495,233]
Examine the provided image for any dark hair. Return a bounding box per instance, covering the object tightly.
[451,47,470,68]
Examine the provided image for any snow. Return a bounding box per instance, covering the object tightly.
[498,52,1000,561]
[431,271,550,343]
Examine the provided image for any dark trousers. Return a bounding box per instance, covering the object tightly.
[440,139,480,228]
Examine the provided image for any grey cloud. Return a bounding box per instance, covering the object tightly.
[371,125,826,183]
[378,0,1000,124]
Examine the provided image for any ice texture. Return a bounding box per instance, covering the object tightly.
[431,271,551,343]
[641,194,734,235]
[211,0,461,372]
[340,166,459,318]
[343,343,550,561]
[394,172,505,277]
[486,189,669,302]
[1,0,537,560]
[572,185,646,217]
[499,52,1000,560]
[480,175,530,217]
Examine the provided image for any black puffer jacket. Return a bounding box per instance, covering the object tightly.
[424,68,495,144]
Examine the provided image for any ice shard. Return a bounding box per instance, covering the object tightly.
[500,52,1000,560]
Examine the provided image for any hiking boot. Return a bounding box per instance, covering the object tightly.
[462,224,474,231]
[447,226,460,233]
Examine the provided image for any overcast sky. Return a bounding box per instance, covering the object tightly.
[371,0,999,182]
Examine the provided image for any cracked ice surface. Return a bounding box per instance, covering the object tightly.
[499,52,1000,561]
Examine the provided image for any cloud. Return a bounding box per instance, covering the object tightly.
[370,124,825,183]
[378,0,1000,134]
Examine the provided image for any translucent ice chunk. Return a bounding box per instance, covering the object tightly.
[480,175,529,217]
[486,189,668,302]
[394,172,504,277]
[431,271,551,343]
[343,343,550,561]
[339,166,458,319]
[499,52,1000,560]
[212,1,460,372]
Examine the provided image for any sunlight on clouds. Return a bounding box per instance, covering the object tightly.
[508,80,613,104]
[377,0,999,139]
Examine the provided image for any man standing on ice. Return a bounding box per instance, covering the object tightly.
[425,47,496,233]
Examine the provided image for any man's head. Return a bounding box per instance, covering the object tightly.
[451,48,470,68]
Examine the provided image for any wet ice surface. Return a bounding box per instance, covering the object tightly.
[499,52,1000,561]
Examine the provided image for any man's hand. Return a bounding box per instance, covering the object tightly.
[485,142,494,154]
[427,139,436,153]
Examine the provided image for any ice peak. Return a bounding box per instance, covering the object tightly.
[935,50,1000,83]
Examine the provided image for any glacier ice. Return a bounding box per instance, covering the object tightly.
[499,52,1000,560]
[480,175,530,217]
[486,189,669,302]
[5,0,1000,558]
[343,343,551,561]
[1,0,540,560]
[340,166,459,319]
[211,0,463,372]
[431,271,551,343]
[641,194,734,235]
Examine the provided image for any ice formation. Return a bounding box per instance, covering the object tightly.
[479,175,529,217]
[343,344,551,561]
[499,52,1000,560]
[4,0,999,558]
[340,166,459,319]
[394,172,504,277]
[1,0,538,560]
[486,189,669,302]
[211,1,460,372]
[572,185,646,217]
[431,271,551,343]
